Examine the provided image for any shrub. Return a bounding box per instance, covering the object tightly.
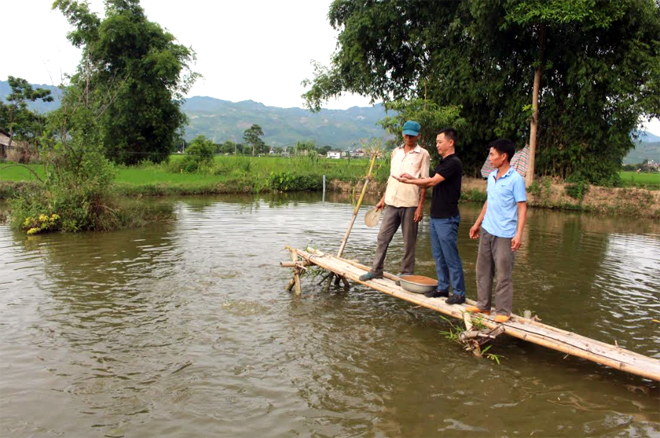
[565,172,590,201]
[565,181,589,200]
[267,172,322,192]
[180,135,215,172]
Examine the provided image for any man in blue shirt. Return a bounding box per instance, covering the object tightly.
[467,139,527,323]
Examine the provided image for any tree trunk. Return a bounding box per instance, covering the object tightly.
[526,23,546,187]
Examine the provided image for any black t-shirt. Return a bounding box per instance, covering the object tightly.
[430,154,462,219]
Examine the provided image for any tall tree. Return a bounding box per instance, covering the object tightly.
[294,139,317,156]
[243,124,265,156]
[0,76,53,159]
[53,0,198,165]
[303,0,660,185]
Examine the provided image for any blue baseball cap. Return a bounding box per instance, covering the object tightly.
[402,120,421,136]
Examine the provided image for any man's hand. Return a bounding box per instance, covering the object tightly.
[394,172,414,183]
[469,223,480,239]
[376,199,385,211]
[414,205,423,223]
[511,234,522,251]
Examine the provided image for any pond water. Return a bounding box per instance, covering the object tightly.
[1,193,659,437]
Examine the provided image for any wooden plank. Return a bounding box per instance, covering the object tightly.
[293,247,660,381]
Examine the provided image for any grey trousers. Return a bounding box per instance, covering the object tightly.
[371,206,418,276]
[476,230,515,316]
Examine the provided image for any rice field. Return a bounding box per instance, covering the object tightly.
[619,170,660,189]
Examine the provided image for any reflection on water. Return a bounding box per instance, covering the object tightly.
[0,193,658,438]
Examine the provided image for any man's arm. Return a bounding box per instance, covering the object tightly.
[394,173,445,188]
[375,194,386,210]
[376,148,399,210]
[414,187,427,222]
[510,176,528,251]
[469,201,488,239]
[511,202,527,251]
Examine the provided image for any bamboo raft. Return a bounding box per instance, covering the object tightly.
[282,246,660,382]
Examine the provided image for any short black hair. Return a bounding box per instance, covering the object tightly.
[489,139,516,162]
[438,127,457,145]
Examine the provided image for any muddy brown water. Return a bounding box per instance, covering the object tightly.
[1,193,659,437]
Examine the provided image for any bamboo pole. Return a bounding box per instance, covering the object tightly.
[325,150,379,290]
[280,261,311,268]
[337,151,379,257]
[307,248,400,282]
[288,247,301,296]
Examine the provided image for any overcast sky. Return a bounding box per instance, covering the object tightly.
[2,0,659,135]
[1,0,372,110]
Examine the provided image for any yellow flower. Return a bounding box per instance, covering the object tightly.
[27,228,40,235]
[38,214,48,222]
[51,214,60,220]
[23,217,32,227]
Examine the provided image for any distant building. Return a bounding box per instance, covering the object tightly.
[0,130,10,157]
[350,149,366,158]
[0,129,29,161]
[327,151,342,159]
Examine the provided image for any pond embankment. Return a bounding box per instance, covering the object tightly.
[331,177,660,219]
[2,176,659,219]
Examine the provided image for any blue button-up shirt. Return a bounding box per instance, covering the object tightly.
[482,167,527,238]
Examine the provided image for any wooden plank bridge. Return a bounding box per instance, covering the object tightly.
[283,246,660,382]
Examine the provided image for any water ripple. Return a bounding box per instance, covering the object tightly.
[0,195,659,438]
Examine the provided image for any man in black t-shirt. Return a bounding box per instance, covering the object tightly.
[394,128,467,305]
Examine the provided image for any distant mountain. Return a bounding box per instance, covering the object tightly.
[182,96,390,149]
[0,80,388,149]
[625,130,660,164]
[624,140,660,164]
[632,130,660,143]
[4,79,658,155]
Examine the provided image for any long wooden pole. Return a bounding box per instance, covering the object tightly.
[290,248,301,295]
[337,152,378,257]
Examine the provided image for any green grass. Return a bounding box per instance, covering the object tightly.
[5,161,658,192]
[619,171,660,189]
[0,155,386,198]
[125,155,381,184]
[0,163,46,181]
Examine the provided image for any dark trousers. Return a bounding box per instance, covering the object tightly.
[476,229,515,316]
[370,206,418,276]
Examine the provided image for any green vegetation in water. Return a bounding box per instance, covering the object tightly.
[4,93,176,234]
[438,315,503,365]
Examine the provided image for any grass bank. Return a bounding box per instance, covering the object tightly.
[2,157,659,218]
[0,156,390,197]
[460,177,660,218]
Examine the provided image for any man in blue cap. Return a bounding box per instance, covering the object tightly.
[360,120,430,281]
